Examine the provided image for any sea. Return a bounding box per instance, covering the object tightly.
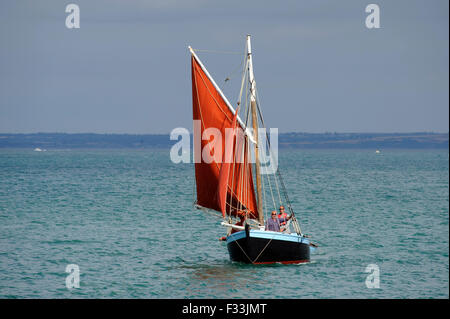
[0,148,448,298]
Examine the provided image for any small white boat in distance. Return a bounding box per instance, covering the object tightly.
[34,148,46,152]
[375,150,380,154]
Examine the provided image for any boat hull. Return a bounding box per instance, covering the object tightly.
[226,229,310,264]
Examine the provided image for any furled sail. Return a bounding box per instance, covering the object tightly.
[191,54,259,220]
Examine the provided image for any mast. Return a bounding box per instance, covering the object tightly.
[247,35,264,226]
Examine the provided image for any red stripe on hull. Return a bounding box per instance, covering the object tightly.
[253,259,309,265]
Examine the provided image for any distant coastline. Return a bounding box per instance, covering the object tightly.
[0,132,448,149]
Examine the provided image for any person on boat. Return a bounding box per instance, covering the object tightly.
[220,211,246,240]
[265,210,291,232]
[278,205,288,226]
[231,210,246,234]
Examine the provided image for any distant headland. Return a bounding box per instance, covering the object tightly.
[0,132,447,149]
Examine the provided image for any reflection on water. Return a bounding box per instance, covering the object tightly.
[186,261,264,298]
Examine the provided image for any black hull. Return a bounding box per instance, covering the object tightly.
[226,230,310,264]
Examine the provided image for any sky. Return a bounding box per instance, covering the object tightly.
[0,0,448,134]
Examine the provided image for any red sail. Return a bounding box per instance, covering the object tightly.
[191,55,258,219]
[217,107,239,216]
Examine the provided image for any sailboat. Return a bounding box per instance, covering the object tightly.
[189,35,314,264]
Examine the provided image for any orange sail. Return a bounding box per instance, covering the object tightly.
[191,54,258,220]
[216,106,239,216]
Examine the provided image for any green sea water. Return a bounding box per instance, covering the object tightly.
[0,149,448,298]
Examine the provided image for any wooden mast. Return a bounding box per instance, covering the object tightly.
[247,35,264,226]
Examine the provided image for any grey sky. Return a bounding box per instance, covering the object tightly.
[0,0,448,133]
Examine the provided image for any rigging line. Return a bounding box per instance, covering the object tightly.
[261,147,277,211]
[195,60,255,144]
[192,58,252,222]
[260,147,267,224]
[228,171,234,219]
[240,62,255,220]
[224,137,252,218]
[228,113,240,220]
[237,137,244,214]
[258,117,282,206]
[225,181,253,210]
[242,94,252,220]
[243,134,250,218]
[273,168,283,206]
[193,64,221,172]
[260,131,279,216]
[245,71,251,127]
[233,235,254,264]
[231,226,279,265]
[244,141,248,218]
[228,127,253,218]
[244,139,251,218]
[252,233,277,264]
[241,140,248,215]
[254,87,302,234]
[225,186,251,213]
[234,58,249,216]
[225,201,248,212]
[199,205,223,219]
[229,123,240,219]
[244,66,259,220]
[244,113,252,219]
[247,78,275,221]
[241,67,258,221]
[195,66,239,222]
[237,148,242,216]
[192,49,243,55]
[254,88,286,196]
[247,142,252,219]
[196,59,254,217]
[261,126,282,206]
[194,65,233,123]
[240,144,248,211]
[239,135,251,218]
[229,139,237,219]
[224,60,246,85]
[192,52,258,144]
[239,41,251,218]
[237,59,249,109]
[195,61,254,210]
